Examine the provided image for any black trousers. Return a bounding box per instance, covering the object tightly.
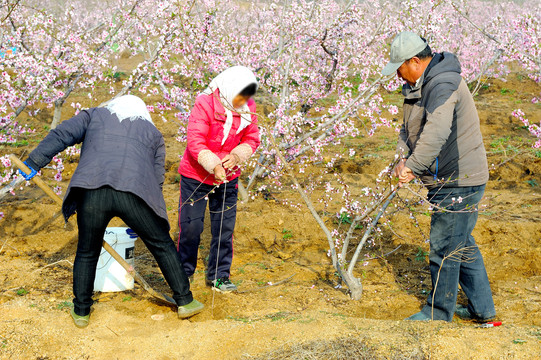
[177,176,238,280]
[73,186,193,316]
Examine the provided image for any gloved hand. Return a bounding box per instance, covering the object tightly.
[19,160,38,181]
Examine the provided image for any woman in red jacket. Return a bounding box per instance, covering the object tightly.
[177,66,260,292]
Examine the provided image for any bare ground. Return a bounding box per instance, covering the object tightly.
[1,70,540,359]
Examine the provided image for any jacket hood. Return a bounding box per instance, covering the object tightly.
[423,52,462,85]
[403,52,462,98]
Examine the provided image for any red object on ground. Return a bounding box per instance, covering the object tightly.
[479,321,502,328]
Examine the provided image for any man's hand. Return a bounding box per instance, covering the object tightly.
[222,153,240,170]
[392,158,407,178]
[398,166,416,187]
[213,164,227,184]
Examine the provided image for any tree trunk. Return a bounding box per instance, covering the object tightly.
[237,179,248,202]
[51,100,63,129]
[342,271,363,300]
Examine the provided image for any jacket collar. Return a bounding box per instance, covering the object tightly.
[401,53,442,100]
[211,89,227,122]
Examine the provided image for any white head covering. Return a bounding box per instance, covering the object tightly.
[105,95,153,124]
[201,66,258,145]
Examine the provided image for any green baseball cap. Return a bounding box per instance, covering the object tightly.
[382,31,428,76]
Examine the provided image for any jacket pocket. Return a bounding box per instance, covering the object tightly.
[404,103,425,148]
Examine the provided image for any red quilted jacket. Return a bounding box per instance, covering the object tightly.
[178,89,260,184]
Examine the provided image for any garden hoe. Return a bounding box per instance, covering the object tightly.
[9,154,177,307]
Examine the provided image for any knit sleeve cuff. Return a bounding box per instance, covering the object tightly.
[230,143,253,164]
[197,150,222,174]
[24,157,41,172]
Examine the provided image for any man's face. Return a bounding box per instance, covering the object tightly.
[397,58,421,86]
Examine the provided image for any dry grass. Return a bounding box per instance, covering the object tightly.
[244,336,427,360]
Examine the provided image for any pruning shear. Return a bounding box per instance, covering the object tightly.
[477,321,502,328]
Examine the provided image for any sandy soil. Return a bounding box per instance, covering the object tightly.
[1,69,540,359]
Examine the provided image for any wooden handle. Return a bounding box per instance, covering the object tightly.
[9,154,63,206]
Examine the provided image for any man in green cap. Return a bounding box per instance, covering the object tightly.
[384,31,496,322]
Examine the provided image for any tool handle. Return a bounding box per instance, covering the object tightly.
[103,240,176,304]
[9,154,63,206]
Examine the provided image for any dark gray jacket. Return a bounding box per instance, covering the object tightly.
[26,107,169,227]
[399,52,489,188]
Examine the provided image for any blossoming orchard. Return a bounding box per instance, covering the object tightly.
[1,0,540,300]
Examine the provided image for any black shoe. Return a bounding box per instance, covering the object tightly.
[404,311,431,321]
[455,304,495,322]
[206,277,238,292]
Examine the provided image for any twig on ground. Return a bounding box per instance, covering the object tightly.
[0,239,20,255]
[105,325,121,337]
[525,288,541,295]
[0,239,8,254]
[32,259,74,272]
[237,273,296,294]
[1,287,21,295]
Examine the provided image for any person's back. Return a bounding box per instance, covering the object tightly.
[22,95,203,328]
[26,96,168,224]
[74,107,162,190]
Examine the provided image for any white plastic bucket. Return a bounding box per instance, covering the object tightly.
[93,227,138,292]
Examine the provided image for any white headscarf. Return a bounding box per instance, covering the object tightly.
[201,66,258,145]
[105,95,153,124]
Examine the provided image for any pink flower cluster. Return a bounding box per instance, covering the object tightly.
[512,109,541,148]
[0,0,539,232]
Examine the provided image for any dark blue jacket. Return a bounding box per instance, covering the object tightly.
[26,107,169,227]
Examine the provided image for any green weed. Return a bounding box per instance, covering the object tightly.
[500,88,514,95]
[16,288,28,296]
[266,311,290,321]
[282,228,293,240]
[8,140,29,147]
[415,247,429,262]
[56,301,72,310]
[227,315,251,323]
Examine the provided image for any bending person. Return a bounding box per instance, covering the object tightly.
[383,32,495,322]
[177,66,260,292]
[20,95,203,328]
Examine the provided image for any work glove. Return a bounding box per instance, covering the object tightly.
[19,160,38,180]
